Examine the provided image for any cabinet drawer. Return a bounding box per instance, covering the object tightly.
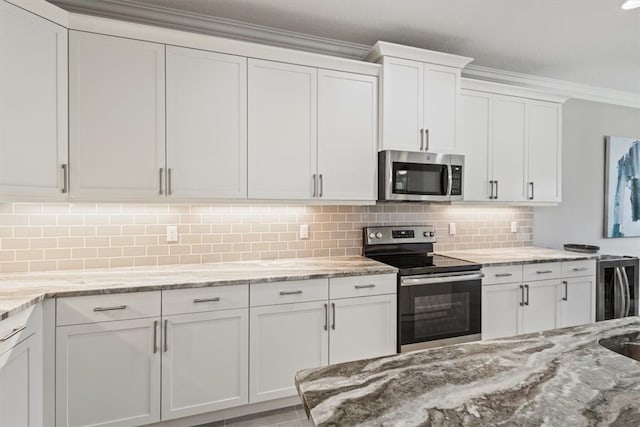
[56,291,161,326]
[0,305,40,356]
[250,279,328,307]
[523,262,561,282]
[482,265,522,285]
[562,260,596,278]
[329,274,396,299]
[163,284,249,316]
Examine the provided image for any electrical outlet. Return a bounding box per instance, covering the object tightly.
[300,224,309,240]
[511,221,518,233]
[166,225,178,243]
[449,222,456,235]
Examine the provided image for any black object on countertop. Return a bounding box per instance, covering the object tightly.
[564,243,600,254]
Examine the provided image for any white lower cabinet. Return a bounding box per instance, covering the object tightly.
[56,318,161,427]
[558,276,595,328]
[250,301,329,402]
[329,294,396,365]
[0,305,43,427]
[162,309,249,420]
[482,261,596,340]
[0,334,42,427]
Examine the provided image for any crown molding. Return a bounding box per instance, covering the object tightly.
[463,65,640,109]
[47,0,640,109]
[47,0,371,59]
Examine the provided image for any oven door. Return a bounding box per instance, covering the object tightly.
[399,271,483,352]
[379,150,451,202]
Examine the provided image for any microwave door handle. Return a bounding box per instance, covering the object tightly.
[447,165,453,196]
[441,166,449,195]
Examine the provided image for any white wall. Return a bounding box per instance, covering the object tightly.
[534,99,640,257]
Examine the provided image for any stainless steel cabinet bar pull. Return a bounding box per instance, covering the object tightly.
[164,319,168,352]
[0,325,26,342]
[279,290,303,296]
[61,164,68,193]
[425,129,429,152]
[355,284,376,289]
[495,180,499,199]
[495,273,513,277]
[153,320,158,353]
[562,280,568,301]
[572,267,589,272]
[159,167,164,195]
[536,270,553,274]
[319,174,323,198]
[93,305,127,312]
[524,284,530,306]
[167,168,172,195]
[420,129,424,151]
[519,285,525,306]
[312,174,317,197]
[331,302,336,330]
[193,297,220,303]
[489,180,495,199]
[323,304,328,331]
[529,182,534,200]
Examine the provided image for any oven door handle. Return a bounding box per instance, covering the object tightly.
[401,272,484,286]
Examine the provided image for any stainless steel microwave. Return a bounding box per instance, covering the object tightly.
[378,150,464,202]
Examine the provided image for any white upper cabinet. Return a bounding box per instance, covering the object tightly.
[248,59,317,200]
[317,69,377,200]
[69,31,165,200]
[367,41,472,154]
[492,95,527,202]
[166,47,247,199]
[459,79,566,203]
[0,1,68,199]
[526,101,561,202]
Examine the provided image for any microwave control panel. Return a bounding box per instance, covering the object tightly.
[451,165,462,196]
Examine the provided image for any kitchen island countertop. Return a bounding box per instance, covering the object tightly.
[296,317,640,426]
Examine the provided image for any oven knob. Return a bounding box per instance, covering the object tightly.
[368,232,376,239]
[424,231,435,237]
[375,232,383,239]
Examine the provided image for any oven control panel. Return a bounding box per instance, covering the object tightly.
[364,225,436,245]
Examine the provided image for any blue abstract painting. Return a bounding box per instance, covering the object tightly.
[605,136,640,238]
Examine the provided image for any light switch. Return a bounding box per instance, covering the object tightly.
[300,224,309,240]
[449,223,456,235]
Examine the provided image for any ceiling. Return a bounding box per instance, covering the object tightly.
[53,0,640,95]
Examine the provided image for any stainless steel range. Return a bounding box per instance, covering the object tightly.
[363,225,483,352]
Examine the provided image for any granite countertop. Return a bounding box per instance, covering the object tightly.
[437,246,599,266]
[0,256,397,321]
[296,317,640,426]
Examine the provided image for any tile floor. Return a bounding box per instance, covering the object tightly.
[197,405,313,427]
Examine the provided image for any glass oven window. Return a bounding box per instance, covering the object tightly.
[392,162,447,195]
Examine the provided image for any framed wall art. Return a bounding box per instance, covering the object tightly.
[604,136,640,238]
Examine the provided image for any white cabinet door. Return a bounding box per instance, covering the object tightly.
[166,46,247,199]
[56,318,161,427]
[248,59,317,199]
[521,280,560,334]
[558,276,595,328]
[329,295,396,364]
[0,334,42,427]
[491,96,526,202]
[162,309,248,420]
[423,64,459,153]
[459,90,492,201]
[317,70,377,201]
[0,1,68,199]
[69,31,165,200]
[379,57,423,152]
[249,302,328,402]
[482,283,522,340]
[526,101,561,203]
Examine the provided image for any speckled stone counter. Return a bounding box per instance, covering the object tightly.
[296,317,640,427]
[0,256,397,321]
[437,246,598,266]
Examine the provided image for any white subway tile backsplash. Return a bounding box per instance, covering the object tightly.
[0,203,533,273]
